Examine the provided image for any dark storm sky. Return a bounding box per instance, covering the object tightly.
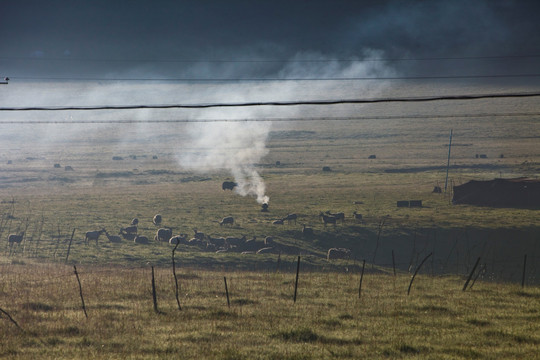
[1,0,540,79]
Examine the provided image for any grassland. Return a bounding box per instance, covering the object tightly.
[0,80,538,358]
[1,264,539,359]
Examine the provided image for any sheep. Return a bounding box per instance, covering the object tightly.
[169,234,188,245]
[153,214,162,226]
[302,224,314,237]
[120,225,137,235]
[352,211,363,222]
[256,247,275,254]
[219,216,234,227]
[272,219,284,225]
[226,235,246,248]
[222,181,237,190]
[154,228,173,242]
[104,231,122,243]
[319,212,337,227]
[119,231,136,241]
[326,211,345,223]
[134,235,149,244]
[193,229,206,241]
[208,235,227,248]
[264,236,274,246]
[282,213,297,225]
[327,248,351,261]
[85,229,106,245]
[131,218,139,226]
[242,236,262,252]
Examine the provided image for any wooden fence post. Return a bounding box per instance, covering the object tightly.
[224,277,230,308]
[521,254,527,288]
[65,228,76,264]
[391,250,396,277]
[293,256,300,303]
[358,259,366,298]
[172,242,182,310]
[151,266,158,313]
[462,257,481,291]
[407,252,432,296]
[73,266,88,318]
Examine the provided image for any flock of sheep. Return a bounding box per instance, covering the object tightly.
[7,210,362,260]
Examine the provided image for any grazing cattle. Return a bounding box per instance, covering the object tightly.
[327,248,351,261]
[134,235,149,244]
[219,216,234,227]
[155,228,173,242]
[326,211,345,223]
[302,224,314,237]
[104,231,122,243]
[319,213,337,227]
[282,213,297,225]
[353,211,363,222]
[153,214,162,226]
[222,181,237,191]
[8,232,24,245]
[169,234,188,245]
[85,229,106,245]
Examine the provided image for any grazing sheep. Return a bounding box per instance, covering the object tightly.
[256,247,275,254]
[319,212,337,227]
[352,211,363,222]
[134,235,150,244]
[120,225,137,235]
[282,213,297,225]
[153,214,162,226]
[264,236,274,246]
[302,224,314,237]
[154,228,173,242]
[226,235,246,247]
[131,218,139,226]
[272,219,284,225]
[193,229,206,241]
[169,234,188,245]
[327,248,351,261]
[119,231,137,241]
[326,211,345,223]
[208,235,227,248]
[104,231,122,243]
[219,216,234,227]
[85,229,106,245]
[222,181,237,190]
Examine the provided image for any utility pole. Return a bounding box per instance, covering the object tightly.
[444,129,453,193]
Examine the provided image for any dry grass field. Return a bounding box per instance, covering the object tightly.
[0,80,539,358]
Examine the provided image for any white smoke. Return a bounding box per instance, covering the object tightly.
[175,51,396,204]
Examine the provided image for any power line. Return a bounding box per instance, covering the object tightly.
[1,92,539,112]
[7,74,540,82]
[1,112,538,125]
[1,54,539,63]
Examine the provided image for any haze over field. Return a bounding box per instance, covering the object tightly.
[1,0,539,201]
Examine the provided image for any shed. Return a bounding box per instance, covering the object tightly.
[452,178,540,207]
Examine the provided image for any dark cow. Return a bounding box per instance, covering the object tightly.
[222,181,237,191]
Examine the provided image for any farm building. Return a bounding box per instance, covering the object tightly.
[452,178,540,207]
